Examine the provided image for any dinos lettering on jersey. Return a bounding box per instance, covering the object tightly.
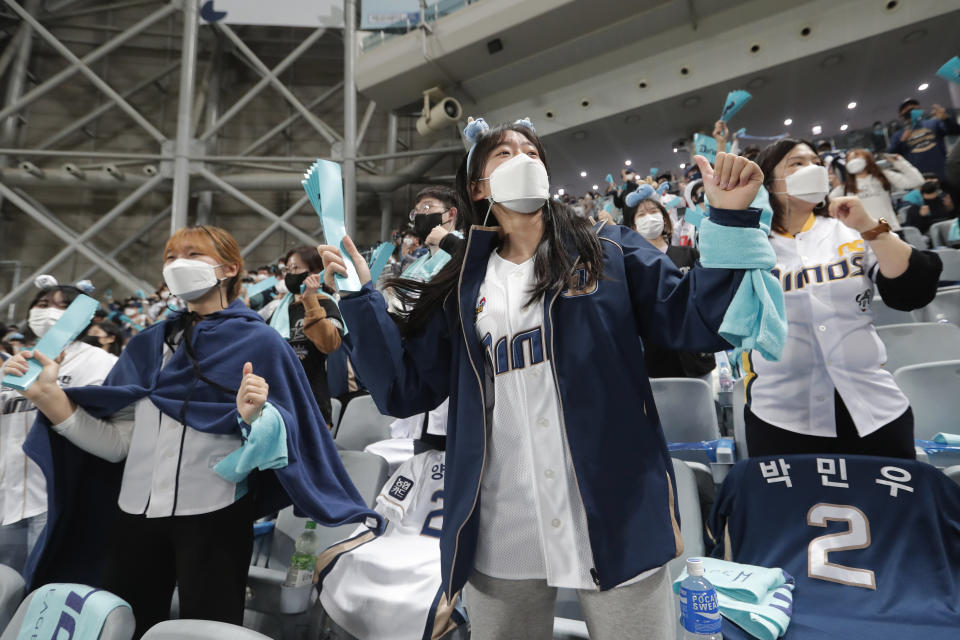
[481,326,546,376]
[561,266,598,298]
[771,252,865,293]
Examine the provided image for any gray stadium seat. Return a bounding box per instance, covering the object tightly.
[894,360,960,441]
[330,397,342,431]
[870,296,919,326]
[916,287,960,325]
[877,322,960,374]
[333,395,393,450]
[900,225,928,250]
[0,587,134,640]
[928,220,958,248]
[0,564,23,632]
[944,466,960,487]
[650,378,720,443]
[142,620,273,639]
[933,248,960,282]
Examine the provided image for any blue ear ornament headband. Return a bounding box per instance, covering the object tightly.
[464,116,536,175]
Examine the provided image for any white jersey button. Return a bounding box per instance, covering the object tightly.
[537,417,549,428]
[544,469,555,479]
[818,324,827,332]
[551,519,562,528]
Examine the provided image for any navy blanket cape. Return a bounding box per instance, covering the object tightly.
[22,299,382,590]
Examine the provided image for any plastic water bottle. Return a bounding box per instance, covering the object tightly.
[283,520,320,588]
[679,558,722,639]
[716,351,735,394]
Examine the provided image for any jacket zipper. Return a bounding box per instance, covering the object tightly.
[547,262,602,589]
[448,229,488,596]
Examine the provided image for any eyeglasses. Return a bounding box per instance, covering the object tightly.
[408,204,449,222]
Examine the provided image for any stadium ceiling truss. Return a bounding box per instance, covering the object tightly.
[0,0,461,311]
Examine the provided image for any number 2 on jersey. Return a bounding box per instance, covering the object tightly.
[806,503,876,590]
[420,490,443,539]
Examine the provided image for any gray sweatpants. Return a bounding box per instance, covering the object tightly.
[464,566,676,640]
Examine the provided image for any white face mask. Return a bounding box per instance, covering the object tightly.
[484,153,550,214]
[29,307,64,338]
[845,158,867,175]
[635,212,665,240]
[162,258,222,302]
[782,164,829,204]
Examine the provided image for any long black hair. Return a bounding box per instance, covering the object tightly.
[756,138,830,235]
[386,122,605,337]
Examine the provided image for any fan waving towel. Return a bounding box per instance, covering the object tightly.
[697,186,786,362]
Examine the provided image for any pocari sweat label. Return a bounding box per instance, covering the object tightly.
[679,579,722,635]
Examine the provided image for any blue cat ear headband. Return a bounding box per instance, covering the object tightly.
[464,116,536,175]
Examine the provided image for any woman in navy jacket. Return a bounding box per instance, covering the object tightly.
[320,120,768,640]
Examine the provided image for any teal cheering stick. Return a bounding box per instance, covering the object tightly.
[2,294,99,391]
[367,242,394,284]
[302,160,362,292]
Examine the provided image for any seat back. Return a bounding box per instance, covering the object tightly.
[894,360,960,441]
[143,620,273,639]
[870,295,918,326]
[916,287,960,326]
[928,220,957,248]
[334,395,393,450]
[900,225,928,250]
[329,397,342,431]
[944,466,960,487]
[877,322,960,373]
[0,565,23,632]
[650,378,720,443]
[933,248,960,283]
[667,459,705,580]
[0,588,134,640]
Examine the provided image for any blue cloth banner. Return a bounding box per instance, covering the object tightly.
[936,56,960,85]
[720,90,752,123]
[368,242,394,283]
[302,160,362,292]
[246,276,278,298]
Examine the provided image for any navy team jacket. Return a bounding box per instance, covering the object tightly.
[339,207,757,597]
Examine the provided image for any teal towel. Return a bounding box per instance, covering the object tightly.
[673,558,794,640]
[949,219,959,242]
[934,432,960,445]
[268,292,295,339]
[697,193,786,362]
[16,584,130,640]
[215,402,289,483]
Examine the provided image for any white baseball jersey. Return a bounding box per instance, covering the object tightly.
[319,450,447,640]
[0,341,117,525]
[743,215,909,438]
[472,250,657,590]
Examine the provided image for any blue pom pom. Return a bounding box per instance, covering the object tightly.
[463,118,490,144]
[656,182,670,195]
[625,184,656,208]
[512,117,535,133]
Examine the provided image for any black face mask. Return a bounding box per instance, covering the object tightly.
[412,212,445,242]
[284,272,309,294]
[80,335,104,349]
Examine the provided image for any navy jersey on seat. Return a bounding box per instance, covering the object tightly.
[708,455,960,639]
